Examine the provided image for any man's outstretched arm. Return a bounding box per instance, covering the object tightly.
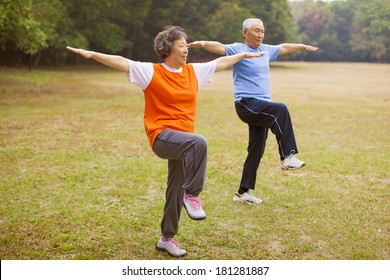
[187,41,226,56]
[278,43,318,56]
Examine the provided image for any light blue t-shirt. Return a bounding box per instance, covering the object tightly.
[225,43,280,101]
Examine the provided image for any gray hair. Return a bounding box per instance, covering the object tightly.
[242,18,263,31]
[154,26,187,59]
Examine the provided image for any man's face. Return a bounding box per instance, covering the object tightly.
[243,21,265,49]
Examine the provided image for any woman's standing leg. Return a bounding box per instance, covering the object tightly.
[153,129,207,256]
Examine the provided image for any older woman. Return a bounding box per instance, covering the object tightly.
[67,25,261,257]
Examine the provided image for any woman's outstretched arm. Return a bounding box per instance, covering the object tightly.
[66,46,129,73]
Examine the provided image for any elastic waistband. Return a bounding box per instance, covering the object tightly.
[235,97,254,104]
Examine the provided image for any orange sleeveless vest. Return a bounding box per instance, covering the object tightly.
[143,64,198,147]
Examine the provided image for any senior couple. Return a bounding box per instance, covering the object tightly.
[67,18,318,257]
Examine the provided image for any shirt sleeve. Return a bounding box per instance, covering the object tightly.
[125,60,154,90]
[225,43,241,56]
[191,60,217,90]
[262,44,280,61]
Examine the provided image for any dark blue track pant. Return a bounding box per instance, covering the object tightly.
[235,97,299,190]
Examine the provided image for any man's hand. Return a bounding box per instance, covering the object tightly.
[187,41,205,48]
[187,41,226,55]
[66,46,93,58]
[303,44,319,52]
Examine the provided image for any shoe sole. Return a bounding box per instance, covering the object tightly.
[156,245,187,257]
[183,204,206,220]
[281,162,306,171]
[233,196,262,205]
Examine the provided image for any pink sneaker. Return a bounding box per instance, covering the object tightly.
[156,237,187,257]
[183,194,206,220]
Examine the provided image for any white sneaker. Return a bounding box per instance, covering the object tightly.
[281,154,305,171]
[233,191,263,205]
[183,194,206,220]
[156,237,187,257]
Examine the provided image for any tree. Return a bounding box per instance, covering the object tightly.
[0,0,47,66]
[290,0,390,62]
[132,0,186,61]
[327,1,355,61]
[240,0,296,43]
[110,0,153,58]
[134,0,296,61]
[206,2,254,43]
[63,0,128,53]
[30,0,152,65]
[351,0,390,62]
[30,0,84,66]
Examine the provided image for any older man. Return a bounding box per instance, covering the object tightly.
[188,18,318,205]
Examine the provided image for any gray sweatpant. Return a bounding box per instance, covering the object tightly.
[152,129,207,238]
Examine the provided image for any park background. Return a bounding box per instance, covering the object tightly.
[1,0,390,67]
[1,0,389,261]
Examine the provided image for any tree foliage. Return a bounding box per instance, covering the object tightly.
[289,0,390,62]
[1,0,389,66]
[350,0,390,62]
[0,0,47,55]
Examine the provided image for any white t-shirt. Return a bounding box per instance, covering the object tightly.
[126,60,217,90]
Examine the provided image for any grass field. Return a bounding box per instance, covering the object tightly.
[0,62,389,260]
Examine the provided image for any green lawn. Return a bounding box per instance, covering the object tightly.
[0,62,389,260]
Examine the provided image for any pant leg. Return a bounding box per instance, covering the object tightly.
[161,159,185,238]
[236,98,298,160]
[240,125,268,190]
[152,129,208,238]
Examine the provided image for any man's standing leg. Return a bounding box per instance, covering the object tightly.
[233,124,267,204]
[240,125,268,190]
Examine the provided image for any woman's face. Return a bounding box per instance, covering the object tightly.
[166,36,188,68]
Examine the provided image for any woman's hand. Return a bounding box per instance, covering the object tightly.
[243,52,266,58]
[66,46,93,59]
